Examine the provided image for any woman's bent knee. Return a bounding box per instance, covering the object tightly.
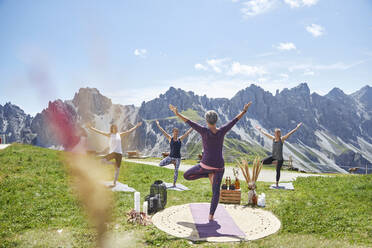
[183,171,192,180]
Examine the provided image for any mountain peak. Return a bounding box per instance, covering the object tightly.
[327,87,345,96]
[164,86,183,95]
[280,83,310,97]
[75,87,101,96]
[3,102,25,113]
[325,87,350,102]
[295,82,310,92]
[351,84,372,108]
[72,87,112,117]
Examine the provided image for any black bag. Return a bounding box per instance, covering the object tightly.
[145,180,167,215]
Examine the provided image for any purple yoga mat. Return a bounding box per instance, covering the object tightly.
[189,203,245,239]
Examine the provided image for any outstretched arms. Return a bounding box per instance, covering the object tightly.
[155,120,172,142]
[180,128,193,141]
[169,104,205,134]
[282,122,302,141]
[169,104,189,122]
[86,123,110,137]
[220,102,252,134]
[120,122,142,138]
[255,126,275,140]
[236,102,252,120]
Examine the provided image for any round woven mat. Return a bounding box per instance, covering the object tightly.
[152,203,281,243]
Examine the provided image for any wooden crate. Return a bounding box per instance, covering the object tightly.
[127,151,140,159]
[220,189,241,204]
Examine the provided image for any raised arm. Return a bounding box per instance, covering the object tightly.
[169,104,206,134]
[220,102,252,134]
[255,126,275,140]
[155,120,171,142]
[120,122,142,137]
[282,122,302,142]
[169,104,189,122]
[235,102,252,120]
[180,127,193,141]
[86,123,110,137]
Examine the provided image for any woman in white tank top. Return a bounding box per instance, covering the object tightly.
[87,122,142,187]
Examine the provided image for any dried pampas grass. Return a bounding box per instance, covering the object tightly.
[238,158,263,205]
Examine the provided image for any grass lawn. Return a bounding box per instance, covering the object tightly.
[1,144,371,247]
[133,157,279,171]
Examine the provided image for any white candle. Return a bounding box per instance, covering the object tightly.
[143,201,148,214]
[134,192,140,213]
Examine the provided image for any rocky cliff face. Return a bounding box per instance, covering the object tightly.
[31,100,79,149]
[30,88,141,152]
[137,83,372,174]
[1,84,371,174]
[0,103,35,144]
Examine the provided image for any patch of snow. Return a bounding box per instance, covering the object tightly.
[315,130,338,154]
[357,137,372,162]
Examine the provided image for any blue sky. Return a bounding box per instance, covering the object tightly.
[1,0,371,115]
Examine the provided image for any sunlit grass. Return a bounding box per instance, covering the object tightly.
[1,144,371,247]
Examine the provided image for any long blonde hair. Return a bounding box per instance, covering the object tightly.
[110,124,118,134]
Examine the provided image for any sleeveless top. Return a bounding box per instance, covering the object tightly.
[272,138,283,160]
[109,133,123,154]
[169,138,182,158]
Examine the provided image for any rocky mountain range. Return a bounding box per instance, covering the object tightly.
[1,83,371,174]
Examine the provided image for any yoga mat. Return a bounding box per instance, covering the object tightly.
[270,182,294,190]
[102,181,137,192]
[164,182,190,191]
[189,203,245,239]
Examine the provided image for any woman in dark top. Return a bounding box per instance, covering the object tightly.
[256,123,303,187]
[169,102,252,220]
[156,120,193,187]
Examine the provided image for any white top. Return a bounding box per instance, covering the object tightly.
[109,133,123,154]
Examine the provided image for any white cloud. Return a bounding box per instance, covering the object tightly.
[206,58,229,73]
[302,0,319,6]
[289,60,367,74]
[284,0,319,8]
[195,58,270,78]
[257,77,269,83]
[304,69,315,76]
[284,0,301,8]
[106,86,168,107]
[194,63,208,71]
[169,75,297,100]
[306,24,325,37]
[134,48,147,57]
[228,62,267,76]
[241,0,276,17]
[280,73,289,78]
[276,42,296,51]
[256,51,277,57]
[105,75,300,107]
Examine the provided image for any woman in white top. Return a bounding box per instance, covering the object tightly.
[87,122,142,187]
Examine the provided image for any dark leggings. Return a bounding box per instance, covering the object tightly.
[183,164,224,216]
[103,152,122,168]
[262,156,283,182]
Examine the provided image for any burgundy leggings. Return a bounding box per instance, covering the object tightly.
[183,164,224,215]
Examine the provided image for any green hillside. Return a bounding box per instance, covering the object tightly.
[0,144,371,247]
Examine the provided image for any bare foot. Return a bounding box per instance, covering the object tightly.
[208,214,214,221]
